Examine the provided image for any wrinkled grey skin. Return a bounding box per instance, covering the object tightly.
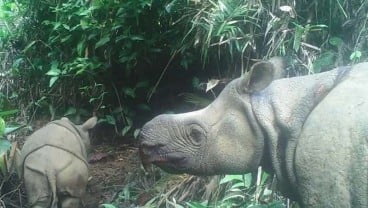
[19,117,97,208]
[139,57,368,207]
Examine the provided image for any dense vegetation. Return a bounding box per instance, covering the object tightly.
[1,0,367,207]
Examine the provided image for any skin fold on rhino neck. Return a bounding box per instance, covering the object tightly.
[249,66,351,199]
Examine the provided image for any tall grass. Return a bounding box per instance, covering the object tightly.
[171,0,368,77]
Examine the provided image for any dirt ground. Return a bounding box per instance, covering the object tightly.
[85,142,144,208]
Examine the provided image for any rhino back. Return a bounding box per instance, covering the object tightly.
[295,64,368,207]
[20,121,88,176]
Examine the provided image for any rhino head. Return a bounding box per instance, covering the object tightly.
[60,116,97,151]
[139,58,285,175]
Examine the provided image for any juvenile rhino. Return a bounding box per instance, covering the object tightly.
[19,117,97,208]
[139,58,368,207]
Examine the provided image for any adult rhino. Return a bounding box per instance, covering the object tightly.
[139,57,368,207]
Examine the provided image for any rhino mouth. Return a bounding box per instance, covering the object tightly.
[139,145,188,172]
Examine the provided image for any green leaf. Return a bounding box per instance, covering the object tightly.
[247,205,267,208]
[23,40,36,52]
[105,115,116,125]
[112,107,123,114]
[192,77,200,89]
[95,36,110,49]
[64,107,77,116]
[266,201,286,208]
[46,62,61,76]
[293,24,304,52]
[261,171,270,185]
[77,8,90,16]
[220,174,245,184]
[0,110,18,117]
[121,125,131,136]
[130,35,144,41]
[0,139,11,175]
[313,51,335,73]
[0,140,11,152]
[76,68,85,75]
[350,51,362,61]
[135,81,150,89]
[133,129,140,139]
[77,40,85,56]
[99,204,117,208]
[329,37,343,47]
[53,22,62,30]
[136,104,151,111]
[62,24,70,30]
[186,201,208,208]
[0,118,5,136]
[80,19,89,30]
[126,117,133,127]
[122,88,135,98]
[49,76,59,87]
[5,126,24,135]
[61,34,72,43]
[220,174,252,188]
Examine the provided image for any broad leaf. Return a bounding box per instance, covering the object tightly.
[95,36,110,49]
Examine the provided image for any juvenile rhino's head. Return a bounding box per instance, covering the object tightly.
[139,57,285,175]
[61,116,98,150]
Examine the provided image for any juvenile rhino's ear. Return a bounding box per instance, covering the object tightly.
[82,116,98,131]
[61,117,69,122]
[242,61,275,93]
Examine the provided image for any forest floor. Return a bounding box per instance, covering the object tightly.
[84,142,143,208]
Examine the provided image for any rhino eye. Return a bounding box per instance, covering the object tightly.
[188,124,205,144]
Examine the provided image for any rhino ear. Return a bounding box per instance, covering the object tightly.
[61,117,69,122]
[81,116,98,131]
[243,61,275,93]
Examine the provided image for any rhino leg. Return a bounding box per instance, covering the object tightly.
[23,168,52,207]
[56,155,88,206]
[60,197,82,208]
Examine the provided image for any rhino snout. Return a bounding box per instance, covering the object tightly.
[139,141,167,162]
[139,140,188,173]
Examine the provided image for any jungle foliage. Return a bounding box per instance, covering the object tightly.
[1,0,368,207]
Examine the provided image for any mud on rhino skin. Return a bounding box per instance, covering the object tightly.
[139,57,368,207]
[19,116,97,208]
